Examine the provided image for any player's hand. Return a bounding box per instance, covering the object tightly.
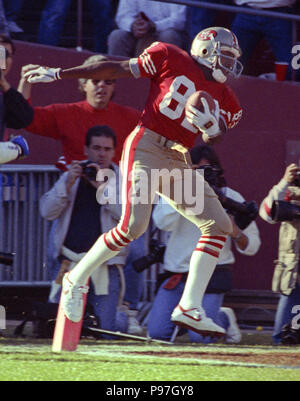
[186,98,220,138]
[20,64,41,82]
[283,163,300,184]
[24,66,62,83]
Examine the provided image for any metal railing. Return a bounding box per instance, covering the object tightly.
[0,165,157,304]
[0,165,60,286]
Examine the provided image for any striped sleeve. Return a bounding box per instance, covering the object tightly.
[129,42,166,79]
[259,178,290,223]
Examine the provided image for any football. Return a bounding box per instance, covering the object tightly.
[185,90,216,115]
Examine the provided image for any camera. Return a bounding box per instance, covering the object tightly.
[291,171,300,188]
[132,238,166,273]
[80,160,97,181]
[271,200,300,222]
[0,252,15,266]
[198,165,258,229]
[198,165,223,188]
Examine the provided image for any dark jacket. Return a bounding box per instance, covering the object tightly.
[0,87,34,139]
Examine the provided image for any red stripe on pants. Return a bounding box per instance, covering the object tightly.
[120,126,145,234]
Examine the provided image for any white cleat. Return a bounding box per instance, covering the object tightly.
[221,307,242,344]
[61,273,89,323]
[171,305,225,338]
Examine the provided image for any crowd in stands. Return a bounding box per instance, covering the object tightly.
[0,0,299,79]
[0,1,299,345]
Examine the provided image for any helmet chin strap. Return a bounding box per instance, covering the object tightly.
[193,55,227,83]
[212,68,227,83]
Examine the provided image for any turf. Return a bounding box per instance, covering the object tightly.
[0,338,299,381]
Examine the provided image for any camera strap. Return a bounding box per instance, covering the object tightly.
[163,273,187,290]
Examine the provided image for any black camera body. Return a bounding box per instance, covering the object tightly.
[271,200,300,222]
[132,238,166,273]
[0,252,15,266]
[199,165,258,229]
[80,160,97,181]
[291,172,300,188]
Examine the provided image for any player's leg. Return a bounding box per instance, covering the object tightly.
[176,178,231,310]
[62,128,162,321]
[158,154,231,335]
[188,293,225,343]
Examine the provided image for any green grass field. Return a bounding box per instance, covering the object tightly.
[1,334,300,381]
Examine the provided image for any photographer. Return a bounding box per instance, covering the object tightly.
[259,163,300,345]
[0,35,32,162]
[39,125,128,336]
[147,144,261,343]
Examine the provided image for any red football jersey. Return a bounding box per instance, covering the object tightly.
[129,42,242,148]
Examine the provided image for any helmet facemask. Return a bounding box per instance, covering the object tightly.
[212,42,243,83]
[191,28,243,83]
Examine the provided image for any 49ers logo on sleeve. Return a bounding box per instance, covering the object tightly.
[198,30,217,41]
[221,109,243,129]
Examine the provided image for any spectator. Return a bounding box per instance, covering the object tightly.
[231,0,296,79]
[108,0,187,57]
[3,0,24,35]
[40,125,128,336]
[119,233,147,335]
[259,162,300,344]
[17,54,140,165]
[148,144,261,343]
[0,34,32,162]
[37,0,114,53]
[0,0,8,34]
[187,1,233,47]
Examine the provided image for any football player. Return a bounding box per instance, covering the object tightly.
[26,27,243,337]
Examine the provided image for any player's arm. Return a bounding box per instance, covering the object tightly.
[25,60,133,83]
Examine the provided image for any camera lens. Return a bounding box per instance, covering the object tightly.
[80,161,97,181]
[0,252,14,266]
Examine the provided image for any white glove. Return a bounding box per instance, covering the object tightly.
[24,66,62,83]
[186,98,220,138]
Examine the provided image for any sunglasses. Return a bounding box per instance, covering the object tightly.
[91,79,116,86]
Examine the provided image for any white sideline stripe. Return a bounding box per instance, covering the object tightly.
[78,349,300,370]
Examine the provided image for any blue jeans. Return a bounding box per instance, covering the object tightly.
[48,257,128,337]
[88,0,114,53]
[123,233,147,310]
[37,0,72,46]
[231,10,293,78]
[87,267,128,337]
[273,284,300,345]
[147,277,229,343]
[37,0,113,52]
[187,0,232,47]
[3,0,24,21]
